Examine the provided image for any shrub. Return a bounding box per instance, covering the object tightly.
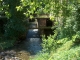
[0,37,16,50]
[42,35,58,52]
[31,41,80,60]
[72,31,80,44]
[52,46,80,60]
[30,52,50,60]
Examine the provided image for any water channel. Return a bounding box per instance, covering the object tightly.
[25,29,42,55]
[0,22,42,60]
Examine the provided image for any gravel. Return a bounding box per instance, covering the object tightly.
[0,50,22,60]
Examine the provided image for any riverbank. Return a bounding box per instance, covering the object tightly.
[0,39,31,60]
[0,49,30,60]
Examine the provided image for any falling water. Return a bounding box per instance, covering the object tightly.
[25,24,42,55]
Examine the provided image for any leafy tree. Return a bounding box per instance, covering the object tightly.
[0,0,80,50]
[0,0,27,49]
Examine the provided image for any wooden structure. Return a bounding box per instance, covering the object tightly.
[28,14,54,37]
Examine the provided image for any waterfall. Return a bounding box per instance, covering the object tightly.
[25,23,42,54]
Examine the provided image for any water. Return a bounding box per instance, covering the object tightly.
[25,28,42,55]
[0,23,42,60]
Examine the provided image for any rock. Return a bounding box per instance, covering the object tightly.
[0,50,29,60]
[12,57,20,60]
[0,52,5,56]
[0,50,20,60]
[4,55,11,60]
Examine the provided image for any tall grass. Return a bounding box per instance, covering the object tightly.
[30,40,80,60]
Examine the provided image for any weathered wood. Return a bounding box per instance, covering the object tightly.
[27,27,52,29]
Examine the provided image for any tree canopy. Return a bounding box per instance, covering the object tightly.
[0,0,80,50]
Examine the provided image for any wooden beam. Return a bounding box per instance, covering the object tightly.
[27,27,52,29]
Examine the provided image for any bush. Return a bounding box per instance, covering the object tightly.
[72,31,80,44]
[52,46,80,60]
[42,35,58,52]
[30,52,50,60]
[31,40,80,60]
[0,37,16,50]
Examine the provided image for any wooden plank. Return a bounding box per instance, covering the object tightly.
[27,27,52,29]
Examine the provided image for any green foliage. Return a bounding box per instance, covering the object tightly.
[52,46,80,60]
[30,52,50,60]
[72,31,80,44]
[42,35,57,52]
[31,40,80,60]
[57,40,74,52]
[0,0,3,11]
[0,0,28,49]
[0,37,16,50]
[4,19,26,38]
[29,1,80,60]
[0,0,80,57]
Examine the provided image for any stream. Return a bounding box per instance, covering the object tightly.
[25,29,42,55]
[0,23,42,60]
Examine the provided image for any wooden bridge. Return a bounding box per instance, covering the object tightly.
[27,17,54,37]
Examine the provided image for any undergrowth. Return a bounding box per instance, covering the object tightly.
[0,37,16,50]
[30,39,80,60]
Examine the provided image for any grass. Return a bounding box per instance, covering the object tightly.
[30,40,80,60]
[57,40,74,52]
[52,46,80,60]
